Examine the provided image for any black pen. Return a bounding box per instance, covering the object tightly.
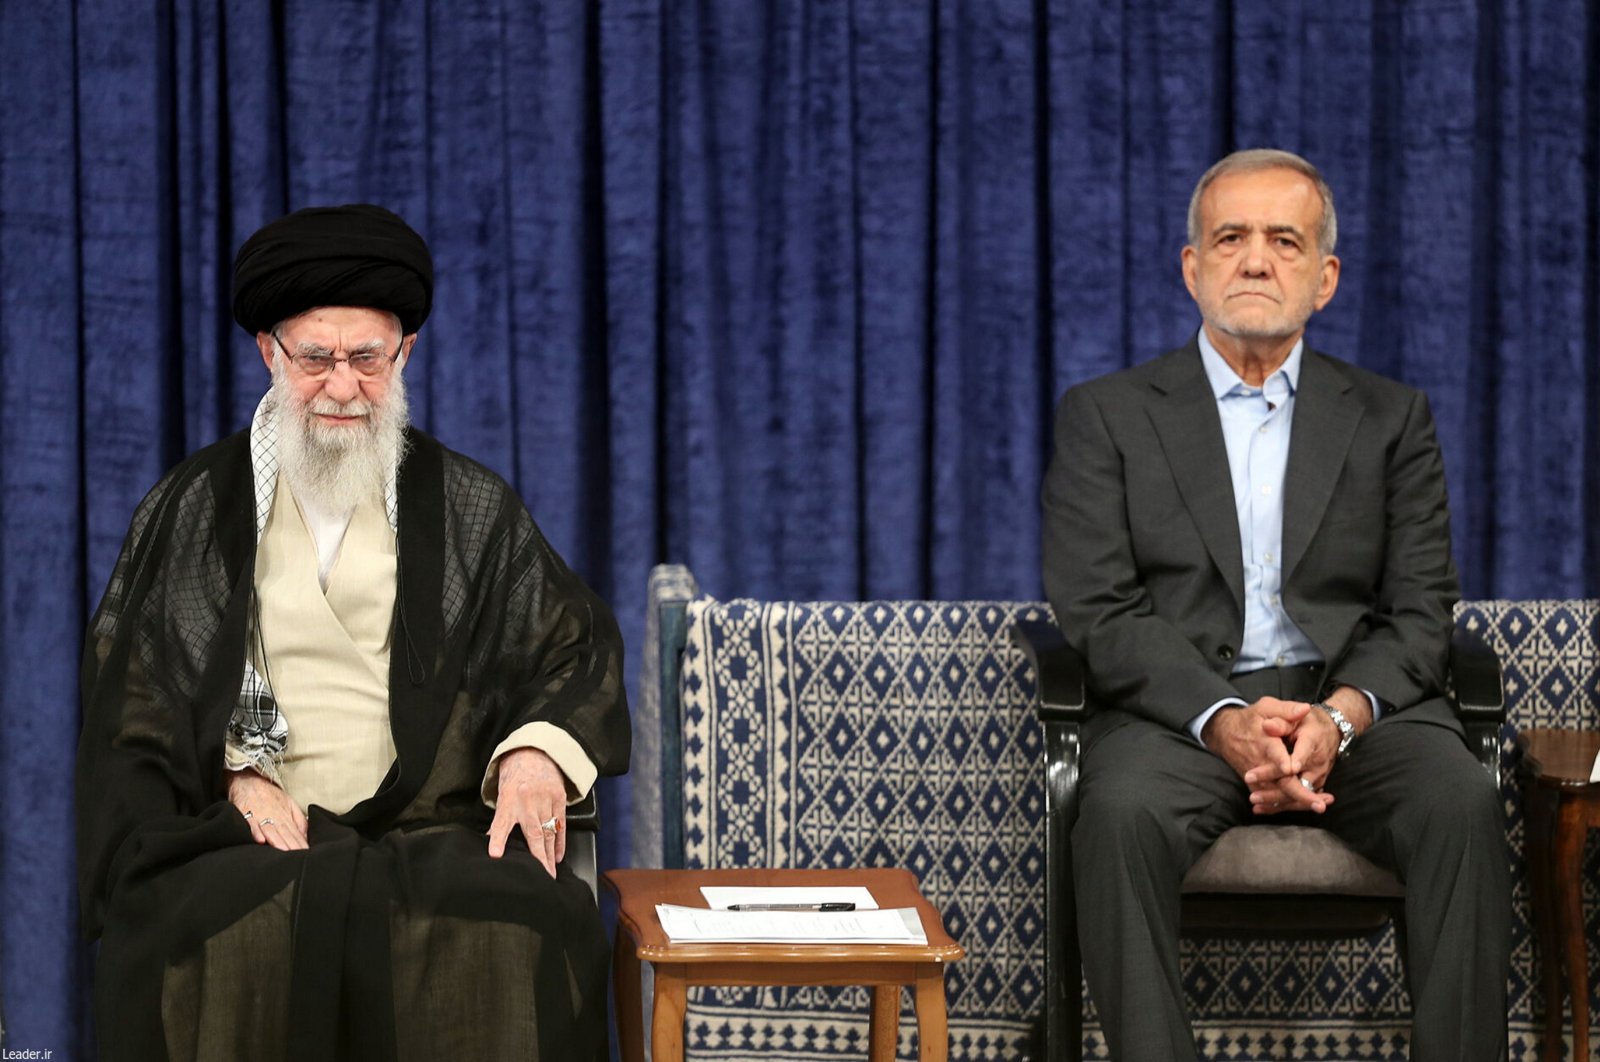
[725,902,856,912]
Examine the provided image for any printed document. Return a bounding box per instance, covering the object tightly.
[656,904,927,945]
[699,885,879,910]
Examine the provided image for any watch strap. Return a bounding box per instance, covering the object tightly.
[1316,702,1357,759]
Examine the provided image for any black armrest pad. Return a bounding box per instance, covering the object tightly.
[1011,618,1087,721]
[1450,626,1505,724]
[566,791,600,833]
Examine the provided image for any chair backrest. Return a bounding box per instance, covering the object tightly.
[634,564,700,871]
[1457,600,1600,731]
[644,565,1050,1057]
[1459,600,1600,1056]
[639,568,1600,1060]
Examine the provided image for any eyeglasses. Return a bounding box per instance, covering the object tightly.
[272,332,399,379]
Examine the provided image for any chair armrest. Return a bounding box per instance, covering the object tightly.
[1011,618,1087,722]
[566,790,599,833]
[1448,625,1505,788]
[1011,616,1087,1054]
[563,791,600,903]
[1449,625,1504,724]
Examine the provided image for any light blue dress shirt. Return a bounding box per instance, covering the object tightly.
[1185,330,1377,742]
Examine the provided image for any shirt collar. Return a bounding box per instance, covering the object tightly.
[1196,327,1303,400]
[249,391,400,539]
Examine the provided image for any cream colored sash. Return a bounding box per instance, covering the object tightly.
[253,482,397,814]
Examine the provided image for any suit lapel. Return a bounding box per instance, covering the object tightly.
[1146,344,1246,614]
[1282,350,1363,580]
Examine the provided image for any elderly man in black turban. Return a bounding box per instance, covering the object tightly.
[76,205,629,1061]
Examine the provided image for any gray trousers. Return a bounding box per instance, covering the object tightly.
[1072,667,1511,1061]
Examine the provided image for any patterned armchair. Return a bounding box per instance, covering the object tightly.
[635,565,1600,1061]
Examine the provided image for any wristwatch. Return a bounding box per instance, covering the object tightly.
[1316,702,1357,759]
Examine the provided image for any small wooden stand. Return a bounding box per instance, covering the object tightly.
[604,867,964,1062]
[1519,727,1600,1062]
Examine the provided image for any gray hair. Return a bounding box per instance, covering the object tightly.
[1186,149,1338,256]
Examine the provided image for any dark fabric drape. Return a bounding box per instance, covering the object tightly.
[2,0,1597,1053]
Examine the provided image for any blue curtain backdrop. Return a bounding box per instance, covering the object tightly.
[2,0,1597,1052]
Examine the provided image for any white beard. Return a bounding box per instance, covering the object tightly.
[269,353,410,515]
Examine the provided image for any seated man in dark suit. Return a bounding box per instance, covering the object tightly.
[1041,149,1510,1061]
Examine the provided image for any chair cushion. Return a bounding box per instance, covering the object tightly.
[1183,824,1403,897]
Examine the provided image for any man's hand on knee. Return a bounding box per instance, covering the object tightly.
[227,768,309,850]
[488,747,568,875]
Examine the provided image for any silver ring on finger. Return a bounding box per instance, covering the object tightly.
[1299,775,1317,792]
[539,816,560,834]
[242,810,254,819]
[261,818,276,826]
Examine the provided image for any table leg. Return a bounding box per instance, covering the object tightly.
[1555,800,1590,1062]
[869,985,900,1062]
[651,964,688,1062]
[613,931,645,1062]
[913,965,948,1062]
[1525,784,1566,1062]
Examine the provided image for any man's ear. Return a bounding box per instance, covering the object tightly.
[1313,254,1341,311]
[397,333,417,370]
[255,331,276,373]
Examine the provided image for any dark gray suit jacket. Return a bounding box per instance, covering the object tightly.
[1041,337,1460,736]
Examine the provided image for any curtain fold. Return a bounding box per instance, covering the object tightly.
[0,4,87,1054]
[2,0,1597,1053]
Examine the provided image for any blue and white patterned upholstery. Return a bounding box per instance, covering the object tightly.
[1463,601,1600,1062]
[665,580,1600,1061]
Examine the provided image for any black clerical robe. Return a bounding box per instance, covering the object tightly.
[77,428,630,1062]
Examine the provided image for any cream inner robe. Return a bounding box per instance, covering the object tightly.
[253,480,398,814]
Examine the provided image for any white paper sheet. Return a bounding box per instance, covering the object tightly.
[698,885,879,911]
[1590,748,1600,783]
[656,904,927,945]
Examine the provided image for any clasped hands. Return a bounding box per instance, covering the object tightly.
[1202,689,1370,815]
[226,747,570,876]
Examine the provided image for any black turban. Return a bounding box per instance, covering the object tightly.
[231,204,433,336]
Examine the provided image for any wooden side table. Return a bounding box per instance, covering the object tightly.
[604,867,964,1062]
[1519,727,1600,1062]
